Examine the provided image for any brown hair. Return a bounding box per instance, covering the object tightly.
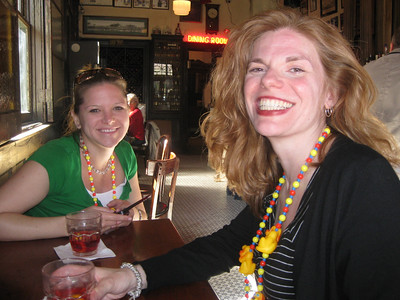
[200,9,400,216]
[64,65,128,136]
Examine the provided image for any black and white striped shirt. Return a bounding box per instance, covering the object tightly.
[253,169,319,300]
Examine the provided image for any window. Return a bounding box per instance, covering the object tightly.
[18,17,31,115]
[0,0,53,144]
[154,63,173,76]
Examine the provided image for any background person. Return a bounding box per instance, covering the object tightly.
[364,26,400,175]
[127,93,145,146]
[0,66,146,241]
[91,10,400,300]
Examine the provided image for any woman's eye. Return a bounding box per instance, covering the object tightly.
[289,67,304,73]
[248,67,264,73]
[89,109,100,113]
[114,106,125,111]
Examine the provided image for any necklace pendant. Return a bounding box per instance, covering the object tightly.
[253,292,265,300]
[256,226,281,254]
[239,245,256,275]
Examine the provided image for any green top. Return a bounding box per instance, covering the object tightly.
[24,134,137,217]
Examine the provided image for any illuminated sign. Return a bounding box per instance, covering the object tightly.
[184,34,228,45]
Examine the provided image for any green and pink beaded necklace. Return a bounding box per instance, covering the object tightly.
[239,127,331,300]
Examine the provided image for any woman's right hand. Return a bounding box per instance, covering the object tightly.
[91,267,138,300]
[84,205,132,234]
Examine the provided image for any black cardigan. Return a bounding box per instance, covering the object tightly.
[140,135,400,299]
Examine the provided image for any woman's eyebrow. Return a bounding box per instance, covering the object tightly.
[286,55,309,63]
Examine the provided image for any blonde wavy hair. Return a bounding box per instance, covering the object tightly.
[200,9,400,216]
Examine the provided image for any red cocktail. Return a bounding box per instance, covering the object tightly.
[69,230,100,256]
[66,211,102,257]
[42,258,95,300]
[47,285,89,299]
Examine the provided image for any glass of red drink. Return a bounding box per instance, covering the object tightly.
[66,211,102,257]
[42,258,95,300]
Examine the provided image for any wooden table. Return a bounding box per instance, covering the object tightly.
[0,219,218,299]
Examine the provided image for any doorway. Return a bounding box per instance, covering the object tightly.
[186,49,222,137]
[99,41,150,119]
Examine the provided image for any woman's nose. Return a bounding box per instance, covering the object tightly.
[102,111,115,124]
[261,69,283,89]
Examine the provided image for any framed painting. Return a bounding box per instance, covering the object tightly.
[152,0,168,10]
[83,16,148,37]
[133,0,150,8]
[114,0,132,7]
[80,0,113,6]
[320,0,337,17]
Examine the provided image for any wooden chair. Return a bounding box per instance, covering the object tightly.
[155,134,170,160]
[144,134,171,177]
[143,152,179,220]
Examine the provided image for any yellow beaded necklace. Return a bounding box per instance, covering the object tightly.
[239,127,331,300]
[80,136,117,206]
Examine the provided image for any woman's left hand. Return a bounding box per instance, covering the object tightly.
[84,204,132,233]
[107,199,146,221]
[107,199,131,214]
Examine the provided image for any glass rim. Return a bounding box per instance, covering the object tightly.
[65,210,101,220]
[41,258,95,278]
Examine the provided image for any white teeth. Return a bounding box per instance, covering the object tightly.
[100,129,116,133]
[259,99,293,111]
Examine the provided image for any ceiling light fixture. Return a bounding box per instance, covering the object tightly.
[173,0,191,16]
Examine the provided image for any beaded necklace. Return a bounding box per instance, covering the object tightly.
[239,127,331,300]
[80,136,117,206]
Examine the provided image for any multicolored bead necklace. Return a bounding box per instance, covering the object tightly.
[80,136,117,206]
[239,127,331,300]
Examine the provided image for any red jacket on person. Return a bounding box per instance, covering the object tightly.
[128,108,145,141]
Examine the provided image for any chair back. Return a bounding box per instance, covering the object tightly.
[146,134,171,176]
[155,135,170,160]
[147,152,179,220]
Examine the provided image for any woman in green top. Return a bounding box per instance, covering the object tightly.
[0,66,146,241]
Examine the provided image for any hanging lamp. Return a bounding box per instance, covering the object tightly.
[173,0,191,16]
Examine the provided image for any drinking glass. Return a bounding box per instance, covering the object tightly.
[66,211,101,256]
[42,258,95,300]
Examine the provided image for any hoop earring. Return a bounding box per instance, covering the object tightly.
[324,107,333,118]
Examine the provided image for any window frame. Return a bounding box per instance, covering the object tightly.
[17,14,33,123]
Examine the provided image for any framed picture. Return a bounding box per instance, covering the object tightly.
[133,0,150,8]
[83,16,148,37]
[114,0,132,7]
[152,0,168,10]
[180,1,201,23]
[80,0,113,6]
[320,0,337,17]
[310,0,317,12]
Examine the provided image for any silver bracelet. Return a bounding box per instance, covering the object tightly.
[120,262,142,299]
[138,209,142,221]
